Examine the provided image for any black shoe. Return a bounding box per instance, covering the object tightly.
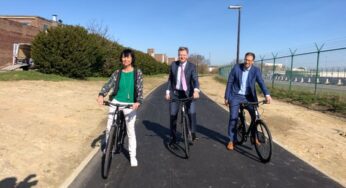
[192,133,199,142]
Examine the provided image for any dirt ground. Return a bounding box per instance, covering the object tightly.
[0,76,167,188]
[0,75,345,187]
[198,75,346,186]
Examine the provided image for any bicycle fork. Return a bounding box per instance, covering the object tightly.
[181,105,192,141]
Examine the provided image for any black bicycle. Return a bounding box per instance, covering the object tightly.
[170,97,193,159]
[102,101,132,178]
[236,100,273,163]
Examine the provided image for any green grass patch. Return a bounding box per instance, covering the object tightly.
[0,71,73,81]
[0,71,167,82]
[85,77,108,81]
[213,75,227,84]
[215,75,346,117]
[143,74,167,78]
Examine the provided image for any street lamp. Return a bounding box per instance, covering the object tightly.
[228,5,242,64]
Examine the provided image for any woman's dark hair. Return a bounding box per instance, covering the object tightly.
[244,52,256,60]
[120,49,136,66]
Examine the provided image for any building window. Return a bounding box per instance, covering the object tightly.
[43,24,48,31]
[21,22,30,26]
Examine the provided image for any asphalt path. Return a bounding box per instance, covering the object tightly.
[70,83,342,188]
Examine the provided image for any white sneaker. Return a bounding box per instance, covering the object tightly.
[130,157,138,167]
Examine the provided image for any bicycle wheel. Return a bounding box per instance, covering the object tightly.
[253,120,272,163]
[182,114,190,159]
[102,125,118,178]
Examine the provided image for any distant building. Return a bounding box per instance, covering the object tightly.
[147,48,175,64]
[147,48,155,57]
[0,15,59,68]
[264,63,284,68]
[154,54,167,63]
[292,67,305,71]
[208,65,219,73]
[167,57,177,65]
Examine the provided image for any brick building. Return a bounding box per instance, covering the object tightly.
[167,57,177,65]
[0,15,58,68]
[147,48,177,64]
[147,48,155,57]
[154,54,167,63]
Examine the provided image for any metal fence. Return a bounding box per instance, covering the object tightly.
[219,45,346,100]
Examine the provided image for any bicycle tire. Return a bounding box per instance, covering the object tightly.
[102,125,118,178]
[253,120,273,163]
[236,118,245,144]
[182,113,190,159]
[117,118,127,153]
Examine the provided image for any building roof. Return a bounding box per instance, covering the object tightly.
[0,15,53,23]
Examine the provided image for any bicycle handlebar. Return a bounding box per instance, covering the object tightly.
[240,100,267,106]
[103,101,133,108]
[170,97,194,102]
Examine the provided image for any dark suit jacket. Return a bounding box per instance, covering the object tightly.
[224,64,269,102]
[167,61,200,97]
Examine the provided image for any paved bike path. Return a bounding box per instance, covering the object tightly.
[70,83,342,188]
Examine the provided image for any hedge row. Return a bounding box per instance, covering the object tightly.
[31,25,168,79]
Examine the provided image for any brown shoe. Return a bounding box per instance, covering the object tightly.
[255,138,261,145]
[251,137,261,145]
[226,142,234,150]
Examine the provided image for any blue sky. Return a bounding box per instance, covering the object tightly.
[1,0,346,65]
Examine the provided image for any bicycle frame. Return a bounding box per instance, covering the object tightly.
[102,101,132,178]
[171,98,193,130]
[239,101,264,140]
[105,101,132,149]
[237,100,272,162]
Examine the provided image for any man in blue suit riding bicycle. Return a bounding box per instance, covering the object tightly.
[224,52,272,150]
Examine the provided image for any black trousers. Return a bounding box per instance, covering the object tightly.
[169,90,197,140]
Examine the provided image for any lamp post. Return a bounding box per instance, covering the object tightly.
[228,5,242,64]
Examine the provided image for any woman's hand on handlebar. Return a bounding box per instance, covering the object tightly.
[97,95,104,106]
[132,102,140,110]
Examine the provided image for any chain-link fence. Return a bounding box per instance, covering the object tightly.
[219,45,346,101]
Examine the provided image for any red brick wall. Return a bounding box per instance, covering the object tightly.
[0,18,40,68]
[4,17,53,30]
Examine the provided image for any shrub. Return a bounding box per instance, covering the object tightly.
[32,25,168,78]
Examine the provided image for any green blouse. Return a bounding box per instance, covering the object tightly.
[114,71,135,103]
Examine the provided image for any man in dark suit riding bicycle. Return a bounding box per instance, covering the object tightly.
[165,47,200,145]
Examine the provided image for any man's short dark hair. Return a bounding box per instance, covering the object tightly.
[245,52,256,60]
[178,47,189,54]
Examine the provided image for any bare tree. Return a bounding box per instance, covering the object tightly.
[86,20,110,39]
[188,54,209,74]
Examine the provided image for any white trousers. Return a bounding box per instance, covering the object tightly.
[106,99,137,158]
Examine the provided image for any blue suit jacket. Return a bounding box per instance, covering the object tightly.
[224,64,269,102]
[167,61,199,97]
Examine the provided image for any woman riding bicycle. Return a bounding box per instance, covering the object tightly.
[97,49,143,167]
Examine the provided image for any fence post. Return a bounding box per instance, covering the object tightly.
[260,55,265,73]
[314,43,324,96]
[271,52,278,88]
[289,48,297,92]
